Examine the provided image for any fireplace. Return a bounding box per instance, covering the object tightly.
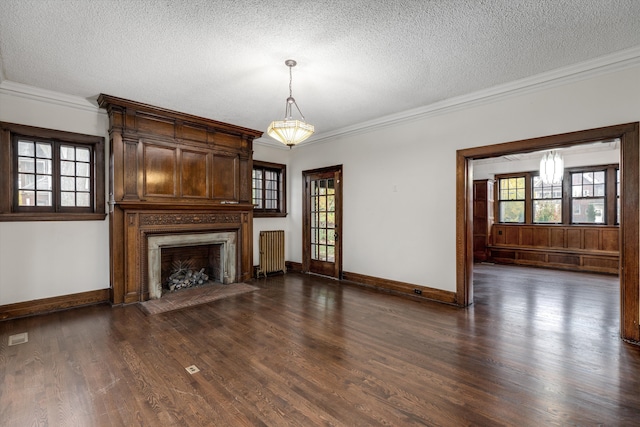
[99,95,262,304]
[148,232,236,299]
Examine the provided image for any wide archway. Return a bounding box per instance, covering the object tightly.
[456,122,640,342]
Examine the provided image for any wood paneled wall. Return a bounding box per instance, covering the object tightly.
[473,180,494,261]
[98,95,262,304]
[489,224,619,274]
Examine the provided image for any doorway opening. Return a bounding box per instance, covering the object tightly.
[456,123,639,342]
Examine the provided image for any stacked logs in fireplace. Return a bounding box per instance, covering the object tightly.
[165,259,209,292]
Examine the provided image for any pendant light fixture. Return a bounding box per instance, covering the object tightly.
[267,59,314,147]
[539,150,564,185]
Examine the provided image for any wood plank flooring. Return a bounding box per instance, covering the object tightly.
[1,264,640,426]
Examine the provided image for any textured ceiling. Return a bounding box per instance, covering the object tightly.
[1,0,640,144]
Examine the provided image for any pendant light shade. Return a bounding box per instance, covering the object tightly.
[267,118,314,147]
[540,151,564,185]
[267,59,314,147]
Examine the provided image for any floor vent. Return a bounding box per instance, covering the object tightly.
[185,365,200,374]
[8,332,28,346]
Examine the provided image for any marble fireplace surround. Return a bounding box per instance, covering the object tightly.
[148,231,237,299]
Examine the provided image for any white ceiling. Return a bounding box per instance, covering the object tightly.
[1,0,640,145]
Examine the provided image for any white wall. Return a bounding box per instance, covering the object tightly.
[287,65,640,292]
[0,90,110,305]
[251,143,291,264]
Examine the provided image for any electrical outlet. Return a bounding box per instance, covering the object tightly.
[414,289,422,295]
[185,365,200,374]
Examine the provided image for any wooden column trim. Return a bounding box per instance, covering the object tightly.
[619,123,640,341]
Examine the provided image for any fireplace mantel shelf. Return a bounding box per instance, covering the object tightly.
[115,201,255,211]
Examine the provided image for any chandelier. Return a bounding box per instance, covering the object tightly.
[267,59,314,147]
[539,150,564,185]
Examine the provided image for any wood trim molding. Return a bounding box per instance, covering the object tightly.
[285,261,303,272]
[457,122,640,342]
[280,265,456,305]
[0,289,110,321]
[342,271,457,305]
[456,150,474,306]
[619,123,640,342]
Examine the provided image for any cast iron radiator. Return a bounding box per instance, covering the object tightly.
[257,230,286,277]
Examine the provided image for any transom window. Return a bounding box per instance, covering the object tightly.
[0,122,105,221]
[252,160,287,218]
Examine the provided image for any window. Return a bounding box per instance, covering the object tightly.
[571,170,605,224]
[494,163,618,226]
[532,176,562,223]
[252,160,286,217]
[17,141,92,208]
[0,122,105,221]
[498,176,525,223]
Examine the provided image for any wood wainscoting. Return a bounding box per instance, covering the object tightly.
[489,224,619,274]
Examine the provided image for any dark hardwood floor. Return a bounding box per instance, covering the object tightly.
[1,264,639,426]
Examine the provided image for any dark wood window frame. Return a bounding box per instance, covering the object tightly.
[532,175,563,224]
[570,166,610,225]
[495,163,619,226]
[0,122,106,221]
[252,160,287,218]
[497,174,527,223]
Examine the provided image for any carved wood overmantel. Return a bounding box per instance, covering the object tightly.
[97,95,263,304]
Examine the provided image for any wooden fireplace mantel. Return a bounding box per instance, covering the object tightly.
[98,94,263,304]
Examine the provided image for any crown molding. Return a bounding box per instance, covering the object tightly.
[298,45,640,146]
[253,138,294,150]
[0,80,102,113]
[4,43,640,146]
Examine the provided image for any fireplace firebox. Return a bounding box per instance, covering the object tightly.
[148,232,236,299]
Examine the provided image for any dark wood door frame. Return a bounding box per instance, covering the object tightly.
[302,165,343,278]
[456,122,640,342]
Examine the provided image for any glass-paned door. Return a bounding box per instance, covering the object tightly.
[311,178,336,262]
[303,166,342,278]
